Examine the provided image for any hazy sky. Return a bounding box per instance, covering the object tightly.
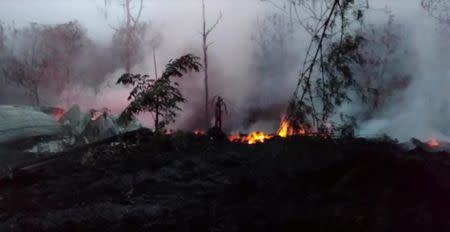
[0,0,423,42]
[0,0,270,42]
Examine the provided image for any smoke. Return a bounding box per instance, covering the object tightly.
[355,2,450,142]
[6,0,289,132]
[1,0,450,141]
[60,0,304,132]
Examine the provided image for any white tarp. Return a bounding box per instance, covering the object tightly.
[0,105,62,144]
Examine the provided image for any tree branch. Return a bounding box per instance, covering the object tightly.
[131,0,144,27]
[206,11,223,37]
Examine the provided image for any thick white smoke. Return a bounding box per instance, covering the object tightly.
[357,2,450,142]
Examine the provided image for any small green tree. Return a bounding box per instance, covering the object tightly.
[117,54,201,132]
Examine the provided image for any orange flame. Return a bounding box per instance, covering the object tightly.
[228,131,273,145]
[277,118,306,138]
[227,117,309,144]
[247,131,273,144]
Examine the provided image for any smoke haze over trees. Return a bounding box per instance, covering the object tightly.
[0,0,449,141]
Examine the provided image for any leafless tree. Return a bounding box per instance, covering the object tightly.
[105,0,144,72]
[5,23,49,106]
[42,21,86,92]
[148,27,163,78]
[351,15,412,120]
[252,13,296,80]
[422,0,450,25]
[201,0,222,129]
[2,22,87,106]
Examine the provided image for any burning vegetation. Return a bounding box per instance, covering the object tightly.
[228,131,273,144]
[228,117,309,144]
[1,0,450,230]
[0,0,447,152]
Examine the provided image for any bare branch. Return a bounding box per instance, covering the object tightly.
[206,11,223,37]
[131,0,144,27]
[201,0,222,129]
[206,41,215,48]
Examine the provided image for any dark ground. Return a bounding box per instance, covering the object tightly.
[1,129,450,232]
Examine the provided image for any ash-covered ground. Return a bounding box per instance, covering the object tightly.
[1,129,450,232]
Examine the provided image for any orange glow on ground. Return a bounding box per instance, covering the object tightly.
[228,117,310,144]
[228,131,273,145]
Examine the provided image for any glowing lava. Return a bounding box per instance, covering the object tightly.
[428,138,440,148]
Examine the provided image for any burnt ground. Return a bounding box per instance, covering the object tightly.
[1,129,450,232]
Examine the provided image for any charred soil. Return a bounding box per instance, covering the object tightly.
[1,130,450,232]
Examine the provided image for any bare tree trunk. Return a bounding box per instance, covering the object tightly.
[125,0,132,73]
[155,110,160,132]
[154,47,160,132]
[123,0,143,73]
[103,0,143,72]
[152,47,158,78]
[201,0,222,129]
[202,0,210,129]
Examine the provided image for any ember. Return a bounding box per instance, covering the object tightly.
[194,130,206,136]
[52,109,65,121]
